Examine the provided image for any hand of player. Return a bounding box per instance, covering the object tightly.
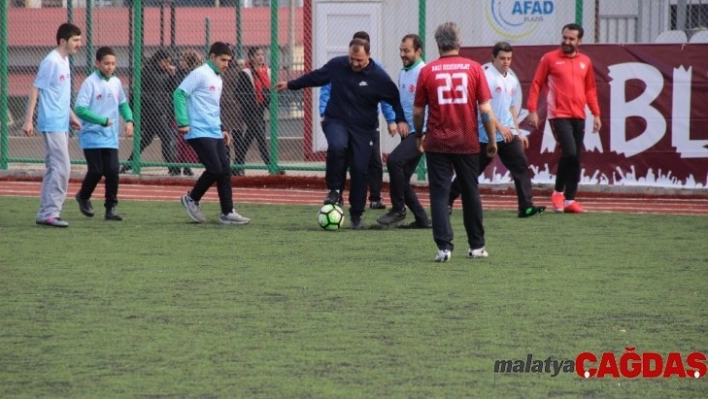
[124,122,134,138]
[223,130,231,146]
[104,118,113,127]
[397,121,410,138]
[70,118,82,131]
[275,81,289,92]
[387,123,397,138]
[22,120,34,136]
[593,117,602,133]
[527,112,539,129]
[518,134,529,149]
[177,126,190,134]
[499,126,513,143]
[416,134,425,153]
[486,141,498,158]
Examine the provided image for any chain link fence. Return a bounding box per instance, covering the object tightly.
[2,0,705,179]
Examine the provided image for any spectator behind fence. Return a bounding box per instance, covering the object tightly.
[120,48,179,176]
[220,54,247,176]
[233,47,276,176]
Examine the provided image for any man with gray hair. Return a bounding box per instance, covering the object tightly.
[413,22,498,262]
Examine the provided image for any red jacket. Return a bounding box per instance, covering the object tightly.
[527,48,600,119]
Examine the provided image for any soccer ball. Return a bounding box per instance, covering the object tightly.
[317,204,345,230]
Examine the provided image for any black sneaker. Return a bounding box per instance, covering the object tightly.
[350,216,364,230]
[448,205,453,215]
[397,219,432,229]
[168,169,181,177]
[119,165,131,174]
[376,209,407,226]
[183,167,194,176]
[105,206,123,221]
[518,205,546,218]
[370,200,386,210]
[324,190,340,205]
[231,168,245,177]
[75,193,95,217]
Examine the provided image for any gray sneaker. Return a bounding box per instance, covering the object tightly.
[36,217,69,228]
[181,194,206,223]
[220,210,251,225]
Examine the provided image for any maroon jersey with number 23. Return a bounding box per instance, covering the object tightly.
[414,55,491,154]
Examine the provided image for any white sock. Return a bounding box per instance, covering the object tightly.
[565,200,574,206]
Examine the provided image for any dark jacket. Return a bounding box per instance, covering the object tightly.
[221,65,245,132]
[287,55,405,131]
[141,63,173,118]
[235,66,271,122]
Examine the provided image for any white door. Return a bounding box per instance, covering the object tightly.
[313,1,382,152]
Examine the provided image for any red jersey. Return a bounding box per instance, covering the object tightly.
[526,48,600,119]
[414,55,491,154]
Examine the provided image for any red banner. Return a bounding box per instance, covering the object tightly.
[460,44,708,188]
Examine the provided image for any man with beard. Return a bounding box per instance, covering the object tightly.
[526,23,601,214]
[376,33,432,229]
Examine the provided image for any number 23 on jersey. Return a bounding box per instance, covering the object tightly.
[436,72,468,105]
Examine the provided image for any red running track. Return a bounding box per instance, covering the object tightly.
[1,181,707,216]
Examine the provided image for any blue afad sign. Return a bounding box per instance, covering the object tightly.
[486,0,556,39]
[512,1,555,16]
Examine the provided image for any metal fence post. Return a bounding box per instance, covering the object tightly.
[0,0,8,170]
[415,0,427,181]
[132,0,143,174]
[269,0,279,175]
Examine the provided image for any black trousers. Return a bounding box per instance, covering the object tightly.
[386,134,427,221]
[234,106,270,166]
[187,137,234,215]
[549,118,585,201]
[427,152,484,252]
[450,136,533,211]
[126,113,178,173]
[79,148,120,208]
[340,133,383,202]
[323,118,374,217]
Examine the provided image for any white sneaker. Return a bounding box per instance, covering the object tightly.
[181,194,206,223]
[220,210,251,225]
[435,249,452,262]
[468,247,489,258]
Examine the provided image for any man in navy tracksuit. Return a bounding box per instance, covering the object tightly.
[277,38,408,229]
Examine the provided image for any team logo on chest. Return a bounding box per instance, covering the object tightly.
[59,74,66,82]
[359,81,368,87]
[408,84,415,93]
[209,85,216,92]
